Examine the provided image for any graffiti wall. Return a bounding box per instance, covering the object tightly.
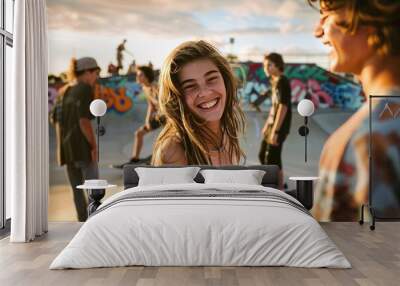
[48,74,145,114]
[95,75,143,114]
[48,62,363,115]
[232,62,363,110]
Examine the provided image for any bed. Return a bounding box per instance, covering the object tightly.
[50,165,351,269]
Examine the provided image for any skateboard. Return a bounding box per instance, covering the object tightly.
[110,155,152,169]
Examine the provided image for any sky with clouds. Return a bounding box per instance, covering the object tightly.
[47,0,329,76]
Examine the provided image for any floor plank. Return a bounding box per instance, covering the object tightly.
[0,222,399,286]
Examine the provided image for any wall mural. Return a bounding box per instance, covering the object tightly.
[232,62,364,110]
[48,62,364,114]
[94,75,142,114]
[48,74,143,114]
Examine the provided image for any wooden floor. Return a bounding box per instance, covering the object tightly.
[0,222,399,286]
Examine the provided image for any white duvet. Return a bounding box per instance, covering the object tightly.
[50,183,351,269]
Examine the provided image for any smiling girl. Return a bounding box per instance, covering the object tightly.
[151,40,246,166]
[308,0,400,221]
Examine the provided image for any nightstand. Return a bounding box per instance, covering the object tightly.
[77,180,116,216]
[289,177,319,210]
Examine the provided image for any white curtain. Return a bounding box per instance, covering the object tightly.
[7,0,49,242]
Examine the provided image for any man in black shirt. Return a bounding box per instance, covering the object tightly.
[52,57,101,221]
[258,53,292,189]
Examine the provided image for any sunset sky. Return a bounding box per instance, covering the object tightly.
[46,0,328,76]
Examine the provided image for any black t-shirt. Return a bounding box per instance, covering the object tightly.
[271,75,292,137]
[60,82,94,164]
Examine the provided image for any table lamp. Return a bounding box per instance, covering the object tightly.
[89,99,107,162]
[297,99,315,162]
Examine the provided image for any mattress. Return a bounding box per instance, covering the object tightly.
[50,183,351,269]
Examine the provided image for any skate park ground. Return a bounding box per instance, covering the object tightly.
[49,104,353,221]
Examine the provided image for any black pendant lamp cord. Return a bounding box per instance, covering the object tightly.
[97,117,100,163]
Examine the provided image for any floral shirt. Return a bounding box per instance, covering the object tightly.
[314,92,400,221]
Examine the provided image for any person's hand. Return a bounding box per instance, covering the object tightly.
[91,147,98,162]
[262,126,268,137]
[145,123,151,131]
[262,124,272,137]
[268,133,279,146]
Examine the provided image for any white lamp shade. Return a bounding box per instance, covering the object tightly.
[297,99,315,117]
[90,99,107,117]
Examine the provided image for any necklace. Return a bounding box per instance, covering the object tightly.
[208,146,225,166]
[209,146,224,153]
[208,133,225,153]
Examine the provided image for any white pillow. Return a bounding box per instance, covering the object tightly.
[200,169,266,185]
[135,167,200,186]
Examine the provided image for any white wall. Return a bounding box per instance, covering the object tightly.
[5,44,13,219]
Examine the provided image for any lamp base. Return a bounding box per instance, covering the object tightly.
[97,125,106,136]
[298,126,309,136]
